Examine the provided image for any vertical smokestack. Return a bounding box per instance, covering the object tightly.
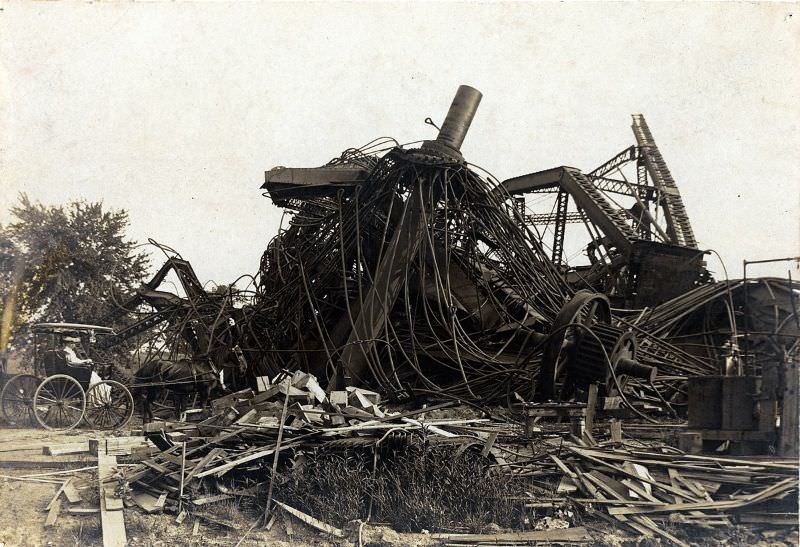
[436,85,482,151]
[422,85,482,158]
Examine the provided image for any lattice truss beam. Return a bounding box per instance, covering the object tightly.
[502,115,698,267]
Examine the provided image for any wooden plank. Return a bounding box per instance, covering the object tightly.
[431,526,591,542]
[585,383,598,432]
[142,460,170,474]
[480,432,498,458]
[184,448,224,482]
[0,474,63,485]
[574,468,652,539]
[620,479,660,503]
[274,500,343,537]
[132,492,163,514]
[43,442,89,456]
[610,419,623,444]
[780,352,798,457]
[154,492,167,512]
[583,469,687,547]
[264,514,276,531]
[192,493,233,506]
[98,453,127,547]
[63,479,82,504]
[44,498,61,527]
[194,511,243,530]
[194,442,298,478]
[46,479,70,511]
[567,447,701,500]
[255,376,270,392]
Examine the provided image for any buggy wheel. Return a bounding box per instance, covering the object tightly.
[33,375,86,431]
[84,380,134,430]
[1,374,40,426]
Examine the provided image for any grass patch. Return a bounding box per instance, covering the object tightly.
[273,440,525,533]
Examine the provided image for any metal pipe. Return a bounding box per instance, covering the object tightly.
[424,85,482,156]
[616,357,657,382]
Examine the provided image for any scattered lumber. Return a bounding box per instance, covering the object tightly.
[90,436,153,457]
[115,369,798,545]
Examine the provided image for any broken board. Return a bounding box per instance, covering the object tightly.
[98,453,127,547]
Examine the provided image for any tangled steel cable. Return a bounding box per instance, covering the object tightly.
[251,138,573,401]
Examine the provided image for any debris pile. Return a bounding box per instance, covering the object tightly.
[114,369,798,545]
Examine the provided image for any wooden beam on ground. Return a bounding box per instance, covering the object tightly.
[63,478,82,504]
[43,442,89,456]
[44,498,61,528]
[273,500,344,537]
[98,453,127,547]
[431,526,591,542]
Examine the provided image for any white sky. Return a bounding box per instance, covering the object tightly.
[1,2,798,285]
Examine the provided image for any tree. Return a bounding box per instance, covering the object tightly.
[0,194,149,363]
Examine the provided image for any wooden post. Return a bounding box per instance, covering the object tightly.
[609,419,623,444]
[264,390,290,523]
[779,351,798,457]
[585,384,598,433]
[178,441,187,513]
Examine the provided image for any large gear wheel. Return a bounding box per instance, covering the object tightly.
[569,324,639,394]
[536,290,611,401]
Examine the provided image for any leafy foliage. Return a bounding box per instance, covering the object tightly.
[1,194,149,361]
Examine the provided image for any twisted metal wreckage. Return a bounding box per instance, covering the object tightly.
[7,86,797,546]
[102,86,796,436]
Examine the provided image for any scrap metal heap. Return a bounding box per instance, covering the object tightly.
[253,86,666,404]
[94,86,797,437]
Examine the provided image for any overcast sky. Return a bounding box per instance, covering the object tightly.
[1,2,798,286]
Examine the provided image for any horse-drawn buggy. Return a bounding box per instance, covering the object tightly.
[0,323,135,430]
[1,322,245,430]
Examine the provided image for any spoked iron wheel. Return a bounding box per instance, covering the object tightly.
[84,380,134,430]
[0,374,40,426]
[33,374,86,431]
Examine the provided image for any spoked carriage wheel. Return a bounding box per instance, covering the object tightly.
[33,374,86,431]
[0,374,40,426]
[84,380,134,430]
